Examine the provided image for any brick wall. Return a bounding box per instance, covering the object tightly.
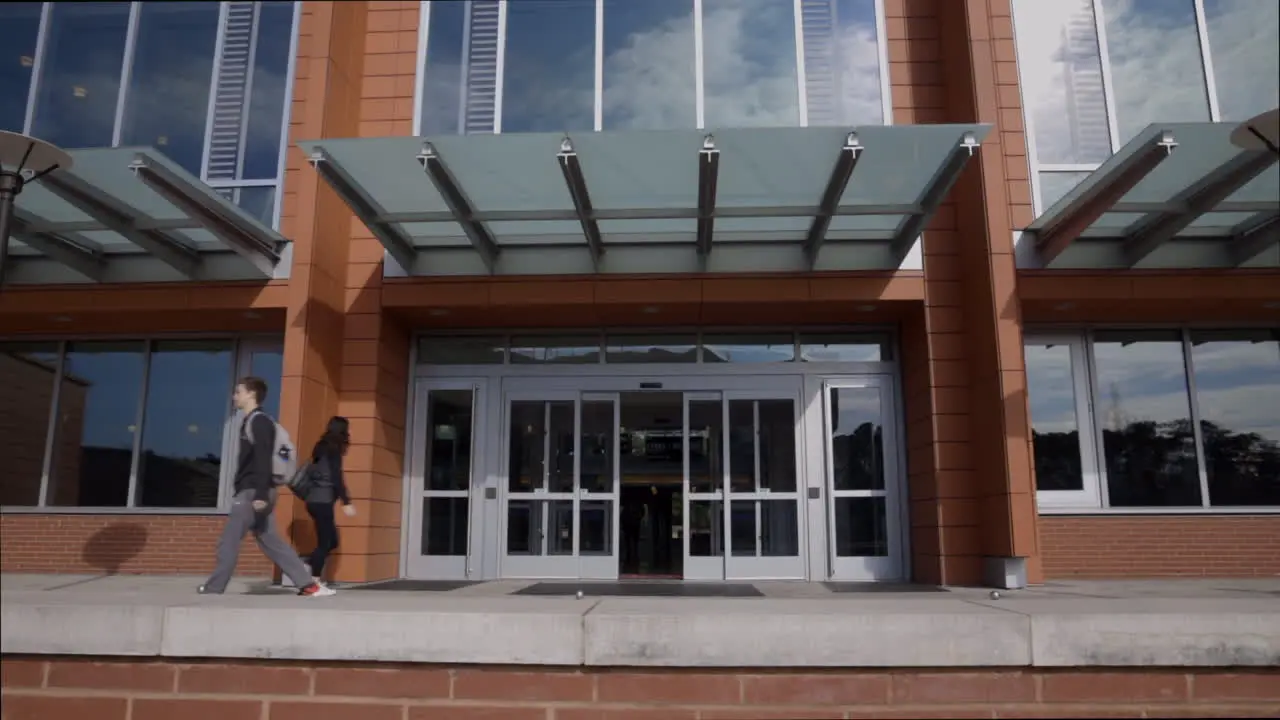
[1041,515,1280,579]
[0,516,271,577]
[2,658,1277,719]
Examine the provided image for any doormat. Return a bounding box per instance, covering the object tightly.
[350,580,480,592]
[514,581,764,597]
[822,582,946,593]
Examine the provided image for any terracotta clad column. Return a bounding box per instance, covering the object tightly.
[274,1,369,571]
[328,2,418,583]
[929,0,1040,586]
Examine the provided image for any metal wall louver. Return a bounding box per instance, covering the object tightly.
[207,1,259,180]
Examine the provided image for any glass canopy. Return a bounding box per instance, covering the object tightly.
[5,147,287,285]
[1024,122,1280,269]
[300,125,989,276]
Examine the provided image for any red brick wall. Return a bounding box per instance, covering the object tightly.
[2,658,1277,719]
[1041,515,1280,579]
[0,516,271,577]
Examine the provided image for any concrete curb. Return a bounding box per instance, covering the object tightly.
[4,593,1279,668]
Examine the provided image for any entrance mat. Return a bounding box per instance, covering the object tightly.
[823,582,947,593]
[514,581,764,598]
[350,580,480,592]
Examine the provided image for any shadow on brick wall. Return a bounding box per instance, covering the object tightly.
[82,523,149,574]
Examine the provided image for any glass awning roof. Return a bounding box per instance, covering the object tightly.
[6,147,287,285]
[1023,122,1279,269]
[299,125,989,276]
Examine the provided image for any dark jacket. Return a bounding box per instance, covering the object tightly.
[307,443,350,506]
[235,410,275,503]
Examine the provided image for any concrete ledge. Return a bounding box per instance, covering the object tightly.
[5,587,1280,668]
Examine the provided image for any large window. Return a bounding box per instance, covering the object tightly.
[1011,0,1280,211]
[1025,329,1280,511]
[415,0,890,134]
[0,337,283,511]
[0,1,299,227]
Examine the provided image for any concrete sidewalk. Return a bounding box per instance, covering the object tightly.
[2,573,1278,668]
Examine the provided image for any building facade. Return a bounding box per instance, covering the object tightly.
[0,0,1276,587]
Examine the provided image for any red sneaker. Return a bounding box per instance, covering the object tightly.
[299,583,336,597]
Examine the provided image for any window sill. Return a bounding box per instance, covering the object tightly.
[1038,505,1280,517]
[0,506,226,516]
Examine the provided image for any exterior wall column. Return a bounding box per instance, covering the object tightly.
[274,1,370,574]
[932,0,1040,585]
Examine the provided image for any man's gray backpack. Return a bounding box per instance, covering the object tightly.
[242,410,308,490]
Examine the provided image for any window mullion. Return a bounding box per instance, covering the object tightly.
[1192,0,1222,121]
[1182,328,1213,507]
[1089,0,1123,154]
[36,340,66,508]
[112,1,143,147]
[593,0,603,131]
[126,338,153,509]
[1082,329,1112,508]
[23,3,52,135]
[693,0,705,129]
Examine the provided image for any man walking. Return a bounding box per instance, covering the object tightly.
[200,376,334,597]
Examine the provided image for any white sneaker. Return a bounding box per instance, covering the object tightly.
[299,583,336,597]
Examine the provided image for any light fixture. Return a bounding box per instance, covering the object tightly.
[243,311,261,319]
[20,56,33,68]
[0,129,72,287]
[1053,302,1077,311]
[856,304,876,312]
[156,136,168,146]
[1263,301,1280,310]
[428,308,450,317]
[641,306,660,314]
[72,86,86,98]
[51,315,73,323]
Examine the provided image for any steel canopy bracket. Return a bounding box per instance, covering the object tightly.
[696,134,720,270]
[803,131,864,270]
[557,136,605,270]
[417,142,500,274]
[309,148,418,272]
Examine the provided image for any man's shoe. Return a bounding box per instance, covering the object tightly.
[299,583,336,597]
[197,584,221,595]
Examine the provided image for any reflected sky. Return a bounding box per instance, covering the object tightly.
[420,0,885,133]
[0,3,41,133]
[1013,0,1279,174]
[9,1,294,182]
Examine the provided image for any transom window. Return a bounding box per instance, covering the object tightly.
[0,1,299,227]
[1011,0,1280,211]
[416,0,892,134]
[1025,328,1280,511]
[417,331,893,365]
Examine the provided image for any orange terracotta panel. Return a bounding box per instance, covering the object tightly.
[382,280,490,308]
[489,280,596,307]
[701,278,809,304]
[925,280,964,307]
[935,441,973,472]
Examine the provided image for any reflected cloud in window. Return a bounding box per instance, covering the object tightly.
[1025,342,1085,492]
[121,2,220,175]
[1204,0,1280,122]
[1012,0,1112,165]
[1189,330,1280,506]
[1092,331,1202,507]
[31,1,132,150]
[1100,0,1210,147]
[502,0,595,133]
[0,3,41,133]
[602,0,696,130]
[703,0,800,128]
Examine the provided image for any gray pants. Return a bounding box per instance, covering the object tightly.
[204,489,313,593]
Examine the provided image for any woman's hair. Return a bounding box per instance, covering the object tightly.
[313,416,350,458]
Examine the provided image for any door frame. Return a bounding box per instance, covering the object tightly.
[404,377,488,580]
[721,388,808,580]
[816,375,908,581]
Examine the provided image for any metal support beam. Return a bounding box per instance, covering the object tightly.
[130,152,281,277]
[696,134,720,260]
[802,131,863,268]
[40,170,201,278]
[308,149,418,272]
[556,136,604,269]
[1122,149,1278,266]
[889,131,982,264]
[417,143,500,273]
[1227,213,1280,266]
[1035,130,1177,264]
[9,215,106,282]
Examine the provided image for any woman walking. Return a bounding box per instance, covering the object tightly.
[303,416,356,585]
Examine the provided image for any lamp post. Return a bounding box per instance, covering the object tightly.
[1229,107,1280,158]
[0,130,73,289]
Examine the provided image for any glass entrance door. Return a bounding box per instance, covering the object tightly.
[824,377,904,580]
[722,391,806,579]
[501,391,620,578]
[406,379,485,579]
